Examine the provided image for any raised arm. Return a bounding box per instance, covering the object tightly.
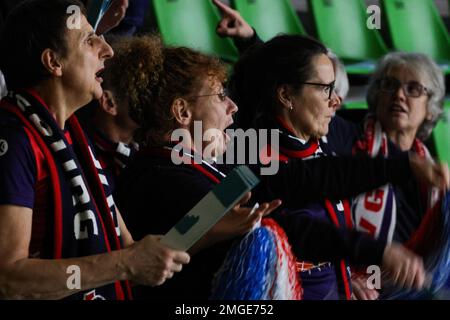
[256,153,449,208]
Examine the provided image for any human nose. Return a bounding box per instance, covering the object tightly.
[329,90,341,110]
[393,83,407,101]
[227,97,239,115]
[99,36,114,60]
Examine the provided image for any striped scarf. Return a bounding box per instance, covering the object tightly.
[0,90,131,300]
[268,116,354,300]
[145,145,302,299]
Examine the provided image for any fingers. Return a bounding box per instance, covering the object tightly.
[172,251,191,265]
[236,192,252,206]
[351,276,379,300]
[263,199,282,216]
[411,259,426,290]
[382,244,426,290]
[367,289,379,300]
[212,0,236,15]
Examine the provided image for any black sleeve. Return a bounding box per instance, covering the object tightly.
[252,152,411,208]
[233,28,264,54]
[273,212,386,266]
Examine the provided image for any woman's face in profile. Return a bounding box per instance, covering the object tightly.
[284,54,338,141]
[188,76,238,158]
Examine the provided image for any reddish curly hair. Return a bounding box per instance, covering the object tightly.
[141,46,228,146]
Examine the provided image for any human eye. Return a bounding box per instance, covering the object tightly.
[407,82,422,95]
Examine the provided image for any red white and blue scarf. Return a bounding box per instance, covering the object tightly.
[0,90,132,300]
[353,116,449,299]
[144,145,302,300]
[352,116,441,253]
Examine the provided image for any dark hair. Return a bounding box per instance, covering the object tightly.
[230,35,328,129]
[0,0,86,90]
[140,46,227,146]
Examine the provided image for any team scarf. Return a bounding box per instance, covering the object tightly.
[352,115,441,250]
[0,90,132,300]
[263,116,353,300]
[144,145,301,300]
[88,126,139,180]
[353,116,448,299]
[351,117,398,243]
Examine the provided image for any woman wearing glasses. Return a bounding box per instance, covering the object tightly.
[231,35,366,300]
[351,52,447,299]
[230,35,449,300]
[114,34,450,300]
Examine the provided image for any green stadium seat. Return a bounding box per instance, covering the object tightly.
[381,0,450,75]
[432,100,450,163]
[152,0,239,62]
[308,0,389,75]
[231,0,306,41]
[342,100,368,110]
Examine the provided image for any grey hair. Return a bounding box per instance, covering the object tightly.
[327,49,349,100]
[367,52,445,141]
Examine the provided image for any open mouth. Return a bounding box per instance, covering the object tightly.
[95,68,105,83]
[389,104,407,114]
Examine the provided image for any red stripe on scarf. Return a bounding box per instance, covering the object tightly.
[279,140,319,159]
[1,102,64,258]
[69,117,130,300]
[274,118,353,300]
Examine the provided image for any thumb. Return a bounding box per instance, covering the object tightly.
[237,191,252,206]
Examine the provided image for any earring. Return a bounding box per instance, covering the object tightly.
[288,103,293,111]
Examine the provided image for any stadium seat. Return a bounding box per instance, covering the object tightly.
[231,0,306,41]
[432,100,450,163]
[308,0,389,75]
[342,100,368,110]
[381,0,450,75]
[152,0,239,62]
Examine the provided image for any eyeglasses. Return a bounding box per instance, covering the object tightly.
[188,89,229,102]
[379,77,430,98]
[301,81,336,100]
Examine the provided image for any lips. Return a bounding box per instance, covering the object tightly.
[389,104,407,114]
[95,68,105,83]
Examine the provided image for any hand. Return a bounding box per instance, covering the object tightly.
[212,0,255,40]
[351,274,379,300]
[210,192,282,242]
[381,243,426,290]
[409,153,450,191]
[123,235,190,286]
[96,0,129,35]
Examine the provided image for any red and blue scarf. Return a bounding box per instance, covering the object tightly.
[353,116,449,299]
[263,117,353,300]
[0,90,132,300]
[144,145,302,300]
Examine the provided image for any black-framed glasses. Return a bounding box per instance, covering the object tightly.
[301,81,336,100]
[188,88,229,102]
[379,77,430,98]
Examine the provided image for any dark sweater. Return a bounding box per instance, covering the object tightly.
[115,149,412,299]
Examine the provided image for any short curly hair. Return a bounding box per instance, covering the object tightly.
[367,52,445,141]
[141,46,227,146]
[102,34,164,127]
